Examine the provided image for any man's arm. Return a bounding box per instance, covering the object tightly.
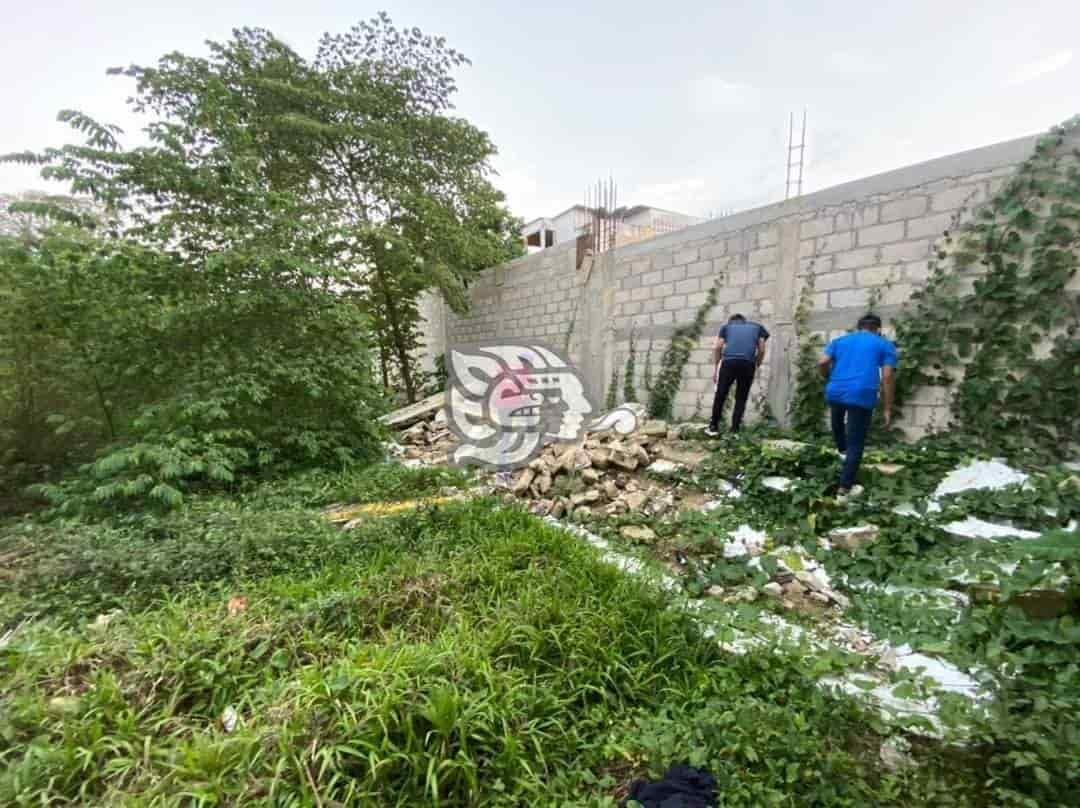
[817,354,832,379]
[881,366,896,425]
[712,335,725,382]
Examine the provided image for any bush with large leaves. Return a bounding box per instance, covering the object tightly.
[0,228,383,513]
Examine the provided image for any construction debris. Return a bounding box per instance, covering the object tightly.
[378,391,446,429]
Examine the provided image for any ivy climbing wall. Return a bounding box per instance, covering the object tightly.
[436,126,1080,437]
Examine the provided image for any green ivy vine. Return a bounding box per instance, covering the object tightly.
[789,268,827,436]
[892,115,1080,461]
[647,284,720,419]
[622,325,638,404]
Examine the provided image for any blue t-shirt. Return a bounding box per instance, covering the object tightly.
[824,331,898,410]
[719,321,769,362]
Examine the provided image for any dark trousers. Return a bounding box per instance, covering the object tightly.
[710,359,756,432]
[830,402,873,489]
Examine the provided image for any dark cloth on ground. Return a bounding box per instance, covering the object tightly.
[620,764,718,808]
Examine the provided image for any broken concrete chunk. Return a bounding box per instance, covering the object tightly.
[868,463,904,476]
[641,420,669,437]
[610,451,639,472]
[761,476,793,492]
[933,459,1029,499]
[379,391,446,428]
[401,422,427,444]
[573,505,592,521]
[655,441,709,468]
[591,449,611,469]
[535,472,553,495]
[512,468,535,495]
[573,448,592,470]
[647,459,684,476]
[620,524,657,542]
[603,480,621,500]
[828,524,881,552]
[623,491,648,511]
[943,517,1041,540]
[570,489,602,507]
[762,582,784,598]
[529,499,554,517]
[630,444,651,465]
[763,438,810,453]
[581,468,601,485]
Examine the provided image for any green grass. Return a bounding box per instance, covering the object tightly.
[0,464,971,806]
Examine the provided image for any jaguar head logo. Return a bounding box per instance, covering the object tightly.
[445,342,638,470]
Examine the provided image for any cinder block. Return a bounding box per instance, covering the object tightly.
[749,246,778,267]
[814,270,855,291]
[652,252,675,270]
[641,269,665,287]
[700,240,726,259]
[640,298,662,314]
[757,228,779,248]
[835,206,879,231]
[652,310,675,325]
[663,265,687,283]
[724,269,751,286]
[855,266,896,287]
[631,286,650,302]
[800,216,834,239]
[880,196,928,223]
[686,291,710,308]
[650,282,675,299]
[676,278,700,295]
[834,247,879,270]
[880,240,931,264]
[931,184,986,212]
[663,295,688,311]
[818,231,856,254]
[686,260,715,279]
[828,288,871,309]
[675,246,699,264]
[881,283,915,306]
[715,285,749,304]
[905,260,932,283]
[623,301,642,316]
[858,221,905,246]
[749,282,774,299]
[906,212,954,240]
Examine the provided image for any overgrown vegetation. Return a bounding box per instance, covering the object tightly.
[789,268,827,436]
[891,117,1080,461]
[1,467,981,806]
[1,14,521,510]
[647,283,720,419]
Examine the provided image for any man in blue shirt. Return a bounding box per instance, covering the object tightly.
[705,314,770,436]
[817,314,897,493]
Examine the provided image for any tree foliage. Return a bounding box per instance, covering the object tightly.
[0,13,524,509]
[9,14,520,403]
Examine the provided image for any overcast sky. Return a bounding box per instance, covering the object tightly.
[3,0,1078,221]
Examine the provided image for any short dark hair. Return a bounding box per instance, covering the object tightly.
[729,313,746,322]
[857,313,883,331]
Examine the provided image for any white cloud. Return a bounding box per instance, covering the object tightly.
[1005,50,1073,87]
[688,75,753,107]
[825,50,882,74]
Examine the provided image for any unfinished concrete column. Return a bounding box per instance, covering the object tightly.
[767,218,801,423]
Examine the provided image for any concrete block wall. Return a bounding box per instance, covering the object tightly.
[434,130,1071,435]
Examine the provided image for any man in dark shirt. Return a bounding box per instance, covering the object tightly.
[705,314,769,436]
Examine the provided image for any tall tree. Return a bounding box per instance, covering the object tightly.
[7,13,521,402]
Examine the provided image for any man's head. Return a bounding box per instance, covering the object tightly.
[857,313,883,333]
[729,313,746,323]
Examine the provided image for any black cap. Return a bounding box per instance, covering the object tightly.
[857,313,883,330]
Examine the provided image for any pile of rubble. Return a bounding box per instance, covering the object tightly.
[506,417,710,523]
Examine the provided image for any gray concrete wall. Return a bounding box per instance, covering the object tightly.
[436,130,1066,434]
